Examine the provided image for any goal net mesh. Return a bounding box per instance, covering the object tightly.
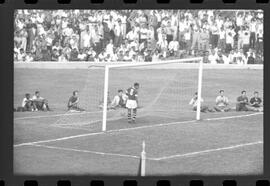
[54,58,202,131]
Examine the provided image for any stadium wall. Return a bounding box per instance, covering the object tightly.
[14,62,263,70]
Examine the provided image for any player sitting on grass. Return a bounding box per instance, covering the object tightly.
[32,91,52,111]
[214,90,231,112]
[110,89,128,109]
[126,82,140,123]
[236,90,258,112]
[189,92,215,113]
[16,93,34,112]
[249,91,263,112]
[67,90,85,112]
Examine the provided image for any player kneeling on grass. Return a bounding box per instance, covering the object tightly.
[16,93,34,112]
[189,92,215,113]
[32,91,52,111]
[67,90,85,112]
[110,89,128,109]
[249,91,263,112]
[214,90,231,112]
[236,90,258,112]
[126,83,140,123]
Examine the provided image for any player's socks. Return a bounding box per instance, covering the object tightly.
[132,109,137,121]
[128,109,132,123]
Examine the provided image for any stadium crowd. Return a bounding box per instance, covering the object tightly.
[14,10,263,64]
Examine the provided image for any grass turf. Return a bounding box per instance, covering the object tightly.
[14,68,263,175]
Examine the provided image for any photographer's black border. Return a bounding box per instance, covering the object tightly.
[0,0,269,185]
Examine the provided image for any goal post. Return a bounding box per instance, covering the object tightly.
[102,66,109,131]
[196,57,203,120]
[101,57,204,132]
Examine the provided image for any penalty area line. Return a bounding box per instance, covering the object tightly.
[31,144,140,159]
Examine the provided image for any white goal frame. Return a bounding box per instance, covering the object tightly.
[102,57,203,131]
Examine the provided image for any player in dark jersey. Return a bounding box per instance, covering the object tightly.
[236,90,249,111]
[250,91,263,112]
[126,82,139,123]
[67,90,85,112]
[236,90,258,111]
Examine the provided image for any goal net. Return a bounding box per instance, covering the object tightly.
[54,57,203,132]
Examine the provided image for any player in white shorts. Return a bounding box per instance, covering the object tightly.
[126,82,140,123]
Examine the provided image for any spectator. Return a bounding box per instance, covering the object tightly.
[13,10,263,64]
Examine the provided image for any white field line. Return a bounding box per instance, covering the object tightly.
[205,112,263,121]
[28,141,262,161]
[31,144,140,159]
[14,112,263,148]
[54,120,101,127]
[14,120,197,147]
[151,141,263,161]
[53,125,94,132]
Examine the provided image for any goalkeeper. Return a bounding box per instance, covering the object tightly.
[126,82,140,123]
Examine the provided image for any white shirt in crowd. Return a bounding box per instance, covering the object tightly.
[168,41,179,52]
[208,52,218,64]
[226,30,236,45]
[222,54,231,65]
[219,30,226,40]
[242,31,250,45]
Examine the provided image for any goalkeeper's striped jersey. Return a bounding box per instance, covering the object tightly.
[126,87,138,100]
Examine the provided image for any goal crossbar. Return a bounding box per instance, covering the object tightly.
[102,57,204,131]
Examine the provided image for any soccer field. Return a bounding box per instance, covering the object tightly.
[13,67,263,175]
